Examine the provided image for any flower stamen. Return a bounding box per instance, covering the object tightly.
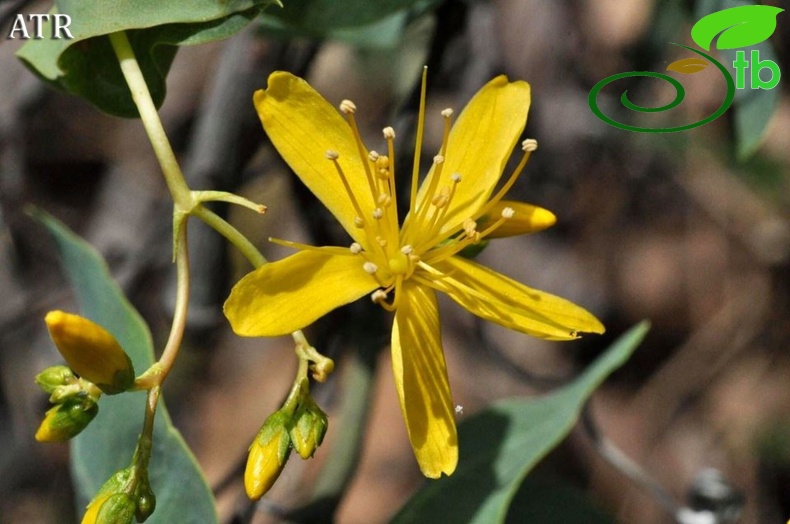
[340,100,378,201]
[471,139,538,223]
[409,66,428,212]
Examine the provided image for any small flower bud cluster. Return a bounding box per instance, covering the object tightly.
[35,312,137,443]
[245,395,329,501]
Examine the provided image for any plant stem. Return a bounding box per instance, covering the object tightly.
[192,205,267,268]
[156,223,190,383]
[108,31,193,210]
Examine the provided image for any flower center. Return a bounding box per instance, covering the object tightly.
[275,70,538,314]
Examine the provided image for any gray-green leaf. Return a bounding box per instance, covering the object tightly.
[32,209,218,524]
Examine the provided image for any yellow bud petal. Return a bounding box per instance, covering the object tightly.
[45,311,135,394]
[245,411,292,500]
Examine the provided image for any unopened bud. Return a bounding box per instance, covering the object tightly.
[93,493,136,524]
[289,396,328,460]
[245,410,292,501]
[35,365,75,394]
[134,476,156,522]
[81,469,134,524]
[45,311,135,394]
[35,397,98,442]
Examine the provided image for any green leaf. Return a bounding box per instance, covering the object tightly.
[505,476,614,524]
[392,322,650,524]
[691,4,783,51]
[16,0,280,118]
[31,209,218,524]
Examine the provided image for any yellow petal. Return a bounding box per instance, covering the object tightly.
[432,257,605,340]
[477,200,556,238]
[254,72,374,245]
[391,282,458,478]
[405,76,531,241]
[224,249,378,337]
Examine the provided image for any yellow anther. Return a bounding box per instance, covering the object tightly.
[339,99,357,114]
[376,236,388,247]
[401,245,414,254]
[433,155,444,164]
[363,262,378,274]
[451,173,461,183]
[383,126,396,139]
[325,150,339,160]
[432,186,451,208]
[501,207,515,219]
[350,243,362,254]
[372,208,384,220]
[354,216,365,228]
[375,155,391,179]
[521,138,538,152]
[463,218,477,237]
[441,108,454,118]
[369,150,380,162]
[375,155,390,170]
[377,194,392,207]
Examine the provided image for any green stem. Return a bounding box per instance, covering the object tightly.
[108,31,193,210]
[191,205,267,268]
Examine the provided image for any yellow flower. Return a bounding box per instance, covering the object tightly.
[224,71,604,478]
[45,311,135,394]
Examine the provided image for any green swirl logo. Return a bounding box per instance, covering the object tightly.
[588,5,783,133]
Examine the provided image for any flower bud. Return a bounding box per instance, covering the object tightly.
[45,311,135,394]
[35,397,98,442]
[91,493,136,524]
[245,409,292,501]
[35,365,75,394]
[289,396,328,460]
[81,469,136,524]
[134,475,156,522]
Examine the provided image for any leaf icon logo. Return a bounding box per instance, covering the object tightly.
[667,57,709,74]
[691,5,783,51]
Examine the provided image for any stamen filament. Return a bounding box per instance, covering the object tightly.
[472,140,536,223]
[410,66,428,213]
[327,152,386,258]
[341,101,379,201]
[385,129,399,241]
[268,237,352,256]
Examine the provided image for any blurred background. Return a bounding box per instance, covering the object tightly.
[1,0,789,522]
